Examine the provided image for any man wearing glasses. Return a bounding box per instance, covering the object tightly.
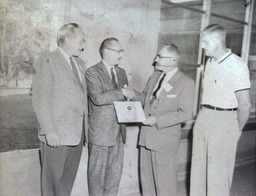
[138,44,195,196]
[85,37,135,196]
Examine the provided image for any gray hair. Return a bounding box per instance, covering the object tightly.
[163,44,180,57]
[57,23,81,46]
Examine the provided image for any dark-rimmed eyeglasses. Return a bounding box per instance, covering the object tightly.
[106,48,124,54]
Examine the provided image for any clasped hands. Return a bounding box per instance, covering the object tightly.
[142,116,156,126]
[121,85,135,100]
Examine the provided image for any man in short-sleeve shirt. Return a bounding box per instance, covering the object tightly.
[190,24,251,196]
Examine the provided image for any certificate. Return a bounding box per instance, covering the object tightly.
[114,101,146,123]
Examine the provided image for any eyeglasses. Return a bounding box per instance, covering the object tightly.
[106,48,124,54]
[157,65,177,67]
[156,54,176,61]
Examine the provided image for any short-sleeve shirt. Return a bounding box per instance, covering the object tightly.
[201,49,250,108]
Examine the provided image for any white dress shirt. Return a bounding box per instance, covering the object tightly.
[102,60,118,83]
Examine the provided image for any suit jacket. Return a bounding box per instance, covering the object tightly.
[85,61,128,146]
[139,70,195,153]
[32,49,88,146]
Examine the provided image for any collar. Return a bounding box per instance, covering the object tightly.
[217,49,232,64]
[102,59,116,71]
[165,67,178,78]
[58,47,72,63]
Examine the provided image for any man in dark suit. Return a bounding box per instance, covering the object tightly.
[85,38,135,196]
[138,44,195,196]
[32,23,87,196]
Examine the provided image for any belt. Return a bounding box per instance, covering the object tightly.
[202,104,237,111]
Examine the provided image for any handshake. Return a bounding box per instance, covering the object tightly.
[121,85,136,101]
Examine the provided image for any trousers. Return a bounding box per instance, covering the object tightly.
[40,138,83,196]
[88,133,124,196]
[140,147,178,196]
[190,108,240,196]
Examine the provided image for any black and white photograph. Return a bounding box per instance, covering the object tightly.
[0,0,255,195]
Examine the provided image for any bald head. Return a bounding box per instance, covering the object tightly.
[162,44,180,59]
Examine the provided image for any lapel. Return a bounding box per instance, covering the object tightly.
[152,70,182,108]
[53,49,84,91]
[147,71,163,96]
[98,61,113,88]
[74,57,86,89]
[167,70,181,90]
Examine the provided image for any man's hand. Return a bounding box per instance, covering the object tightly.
[121,87,135,100]
[46,132,59,147]
[142,116,156,126]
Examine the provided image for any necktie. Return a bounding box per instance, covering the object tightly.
[70,56,83,90]
[111,67,118,89]
[110,67,125,143]
[150,73,166,105]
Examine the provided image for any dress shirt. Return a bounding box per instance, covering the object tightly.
[102,60,118,83]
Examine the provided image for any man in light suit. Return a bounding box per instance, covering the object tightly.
[138,44,195,196]
[85,38,135,196]
[32,23,87,196]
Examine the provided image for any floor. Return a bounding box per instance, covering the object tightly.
[178,163,256,196]
[0,94,255,195]
[0,148,255,196]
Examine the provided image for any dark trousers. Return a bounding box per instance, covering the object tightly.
[88,134,124,196]
[40,138,83,196]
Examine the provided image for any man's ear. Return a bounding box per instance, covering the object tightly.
[65,37,71,48]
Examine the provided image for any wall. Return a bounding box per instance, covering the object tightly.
[0,0,161,92]
[0,0,161,195]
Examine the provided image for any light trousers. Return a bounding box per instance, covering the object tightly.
[140,147,178,196]
[190,108,240,196]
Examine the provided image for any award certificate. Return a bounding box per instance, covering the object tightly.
[114,101,146,123]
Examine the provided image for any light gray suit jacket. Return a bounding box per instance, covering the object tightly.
[32,49,88,146]
[139,70,195,153]
[85,61,128,146]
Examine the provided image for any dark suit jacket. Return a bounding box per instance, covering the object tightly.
[32,49,88,145]
[85,61,128,146]
[139,70,195,153]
